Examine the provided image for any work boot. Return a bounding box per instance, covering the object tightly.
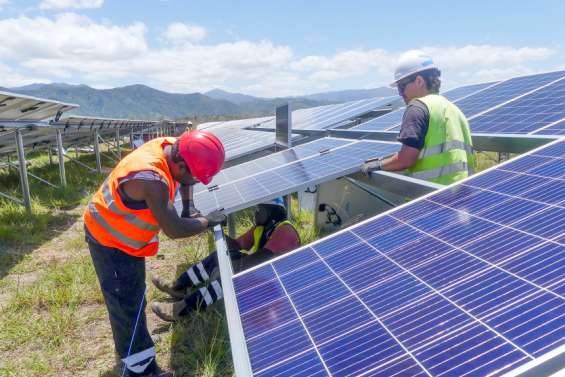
[151,300,189,322]
[151,275,186,299]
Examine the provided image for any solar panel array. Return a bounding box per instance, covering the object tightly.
[189,137,399,215]
[232,139,564,376]
[350,70,565,136]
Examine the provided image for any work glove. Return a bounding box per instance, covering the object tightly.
[361,158,383,176]
[204,210,227,228]
[181,199,202,218]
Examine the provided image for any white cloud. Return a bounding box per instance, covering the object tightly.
[39,0,103,10]
[0,12,560,96]
[164,22,206,43]
[0,0,9,10]
[0,63,51,87]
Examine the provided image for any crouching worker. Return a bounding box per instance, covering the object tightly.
[151,197,300,321]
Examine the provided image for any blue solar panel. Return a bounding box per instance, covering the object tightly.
[351,108,404,131]
[443,81,499,102]
[196,138,353,191]
[469,77,565,134]
[190,138,399,214]
[455,70,565,119]
[533,119,565,136]
[232,139,565,376]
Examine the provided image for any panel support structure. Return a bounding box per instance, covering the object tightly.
[350,170,443,199]
[56,129,67,187]
[213,226,253,377]
[115,129,121,158]
[275,103,292,148]
[227,213,236,239]
[15,129,32,214]
[283,129,558,154]
[93,129,102,174]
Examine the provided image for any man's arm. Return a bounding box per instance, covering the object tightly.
[380,144,420,171]
[179,183,201,218]
[142,181,209,239]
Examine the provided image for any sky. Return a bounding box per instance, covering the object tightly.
[0,0,564,97]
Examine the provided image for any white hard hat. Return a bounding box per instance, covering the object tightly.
[259,197,286,209]
[391,51,438,87]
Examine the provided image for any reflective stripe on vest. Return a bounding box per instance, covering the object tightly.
[101,182,159,232]
[418,140,474,159]
[88,203,156,250]
[83,137,176,256]
[409,161,471,181]
[241,220,294,255]
[405,94,475,185]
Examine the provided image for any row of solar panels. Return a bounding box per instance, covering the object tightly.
[0,89,188,155]
[352,70,565,135]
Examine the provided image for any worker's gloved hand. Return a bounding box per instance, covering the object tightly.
[181,199,202,218]
[204,210,227,228]
[361,158,383,176]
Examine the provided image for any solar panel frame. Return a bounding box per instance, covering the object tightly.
[227,137,565,377]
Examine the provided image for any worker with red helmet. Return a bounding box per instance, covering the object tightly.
[84,130,226,377]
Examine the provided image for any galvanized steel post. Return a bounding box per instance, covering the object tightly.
[15,129,32,214]
[93,129,102,174]
[56,129,67,187]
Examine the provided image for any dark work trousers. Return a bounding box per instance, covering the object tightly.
[174,249,274,314]
[87,240,157,376]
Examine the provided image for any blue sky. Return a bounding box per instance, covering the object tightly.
[0,0,563,96]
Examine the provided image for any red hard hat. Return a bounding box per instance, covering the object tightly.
[178,130,225,185]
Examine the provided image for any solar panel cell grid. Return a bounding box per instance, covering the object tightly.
[232,139,565,376]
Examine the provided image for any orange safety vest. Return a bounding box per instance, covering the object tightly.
[83,137,178,257]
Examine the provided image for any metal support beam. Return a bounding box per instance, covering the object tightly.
[93,129,102,174]
[292,129,558,154]
[350,171,443,199]
[15,129,32,214]
[115,129,121,158]
[130,128,135,149]
[213,226,253,377]
[56,129,67,187]
[64,154,97,173]
[227,213,236,238]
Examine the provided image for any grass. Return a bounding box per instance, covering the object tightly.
[0,146,514,376]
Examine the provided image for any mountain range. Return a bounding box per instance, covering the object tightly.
[2,83,396,121]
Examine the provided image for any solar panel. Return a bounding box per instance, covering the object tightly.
[188,138,399,215]
[231,138,565,376]
[455,70,564,119]
[194,138,353,192]
[469,77,565,134]
[0,91,78,121]
[442,81,499,102]
[533,119,565,136]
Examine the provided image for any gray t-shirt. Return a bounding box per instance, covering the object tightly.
[397,100,429,150]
